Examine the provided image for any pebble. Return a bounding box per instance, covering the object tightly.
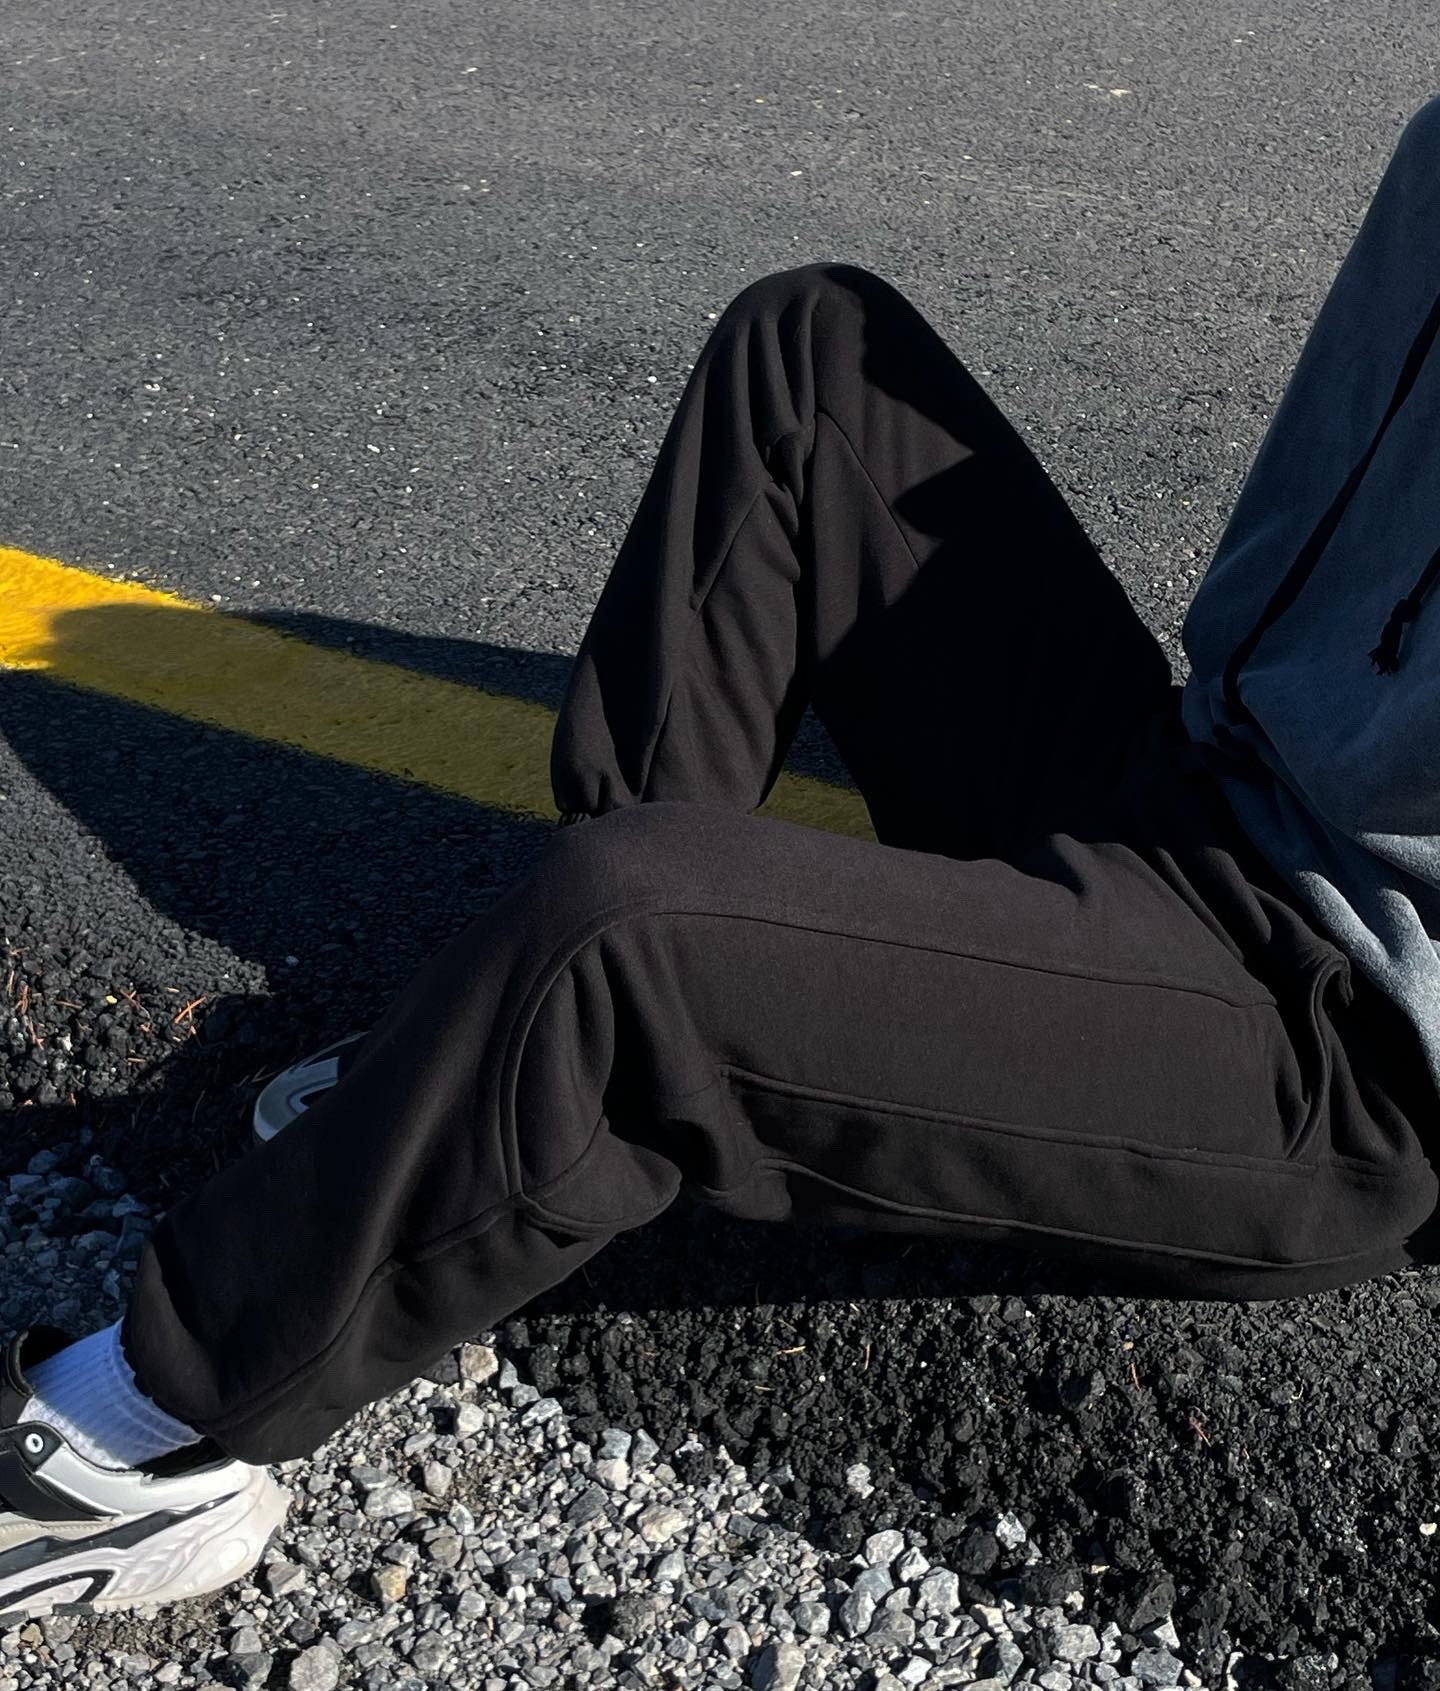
[459,1343,499,1384]
[594,1456,631,1489]
[1132,1647,1187,1685]
[917,1567,961,1617]
[631,1428,660,1466]
[564,1485,609,1525]
[421,1459,453,1499]
[287,1645,341,1691]
[751,1640,805,1690]
[452,1401,485,1437]
[371,1564,408,1604]
[982,1633,1025,1681]
[335,1616,391,1649]
[839,1587,876,1637]
[862,1528,906,1566]
[408,1631,448,1673]
[710,1620,746,1661]
[227,1653,273,1686]
[871,1607,916,1651]
[844,1461,874,1496]
[448,1500,476,1536]
[362,1484,413,1519]
[503,1549,545,1589]
[846,1566,886,1604]
[795,1597,830,1637]
[636,1502,687,1544]
[1051,1622,1102,1662]
[263,1560,308,1598]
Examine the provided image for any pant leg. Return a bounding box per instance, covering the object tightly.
[551,262,1172,857]
[121,267,1440,1466]
[124,783,1438,1466]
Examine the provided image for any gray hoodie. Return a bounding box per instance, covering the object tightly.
[1181,94,1440,1096]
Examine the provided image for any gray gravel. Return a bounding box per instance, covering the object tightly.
[0,1164,1282,1691]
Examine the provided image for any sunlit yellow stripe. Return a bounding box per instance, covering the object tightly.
[0,546,874,839]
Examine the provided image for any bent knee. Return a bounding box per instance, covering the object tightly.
[1397,94,1440,164]
[721,260,910,327]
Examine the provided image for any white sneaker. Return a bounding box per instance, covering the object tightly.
[0,1327,290,1626]
[251,1030,370,1147]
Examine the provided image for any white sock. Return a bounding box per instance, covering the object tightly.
[23,1321,203,1471]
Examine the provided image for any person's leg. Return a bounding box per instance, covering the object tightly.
[120,788,1438,1467]
[551,262,1170,856]
[110,264,1438,1473]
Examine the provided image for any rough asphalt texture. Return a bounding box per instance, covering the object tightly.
[4,2,1440,1687]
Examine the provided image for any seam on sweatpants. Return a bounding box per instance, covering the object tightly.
[700,1155,1412,1272]
[723,1061,1440,1186]
[813,403,927,572]
[718,1060,1323,1178]
[639,423,812,803]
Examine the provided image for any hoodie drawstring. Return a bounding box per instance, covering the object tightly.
[1369,540,1440,674]
[1219,285,1440,722]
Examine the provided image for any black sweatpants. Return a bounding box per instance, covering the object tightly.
[124,262,1440,1465]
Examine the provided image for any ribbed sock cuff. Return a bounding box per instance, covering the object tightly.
[24,1320,203,1470]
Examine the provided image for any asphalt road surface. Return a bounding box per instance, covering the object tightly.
[4,3,1440,1688]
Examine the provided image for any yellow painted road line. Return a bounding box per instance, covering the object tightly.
[0,546,875,840]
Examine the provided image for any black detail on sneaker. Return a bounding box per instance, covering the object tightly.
[0,1568,111,1621]
[0,1431,111,1524]
[134,1437,229,1479]
[0,1328,73,1421]
[0,1501,214,1582]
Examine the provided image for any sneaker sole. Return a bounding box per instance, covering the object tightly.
[0,1466,290,1627]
